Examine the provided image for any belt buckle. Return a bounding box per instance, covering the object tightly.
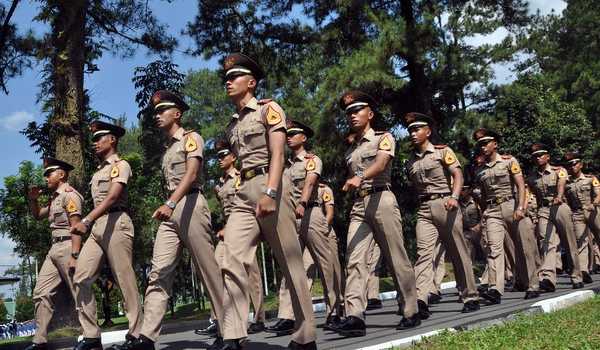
[495,197,502,205]
[359,189,369,198]
[246,169,256,179]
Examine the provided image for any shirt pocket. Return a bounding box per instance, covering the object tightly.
[493,167,510,185]
[170,159,187,177]
[97,179,110,194]
[360,149,378,168]
[242,125,266,150]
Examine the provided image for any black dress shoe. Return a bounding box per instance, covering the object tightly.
[480,289,501,304]
[417,299,431,320]
[264,319,295,336]
[195,320,219,337]
[323,315,342,331]
[206,337,225,350]
[539,279,556,292]
[107,334,138,350]
[24,343,48,350]
[428,292,442,304]
[396,305,403,315]
[461,300,480,313]
[477,284,489,294]
[511,283,528,292]
[573,281,585,289]
[288,341,317,350]
[336,316,366,337]
[129,335,154,350]
[396,314,421,330]
[213,339,244,350]
[366,298,383,310]
[582,271,593,284]
[73,338,103,350]
[524,290,540,300]
[505,280,514,290]
[247,321,265,334]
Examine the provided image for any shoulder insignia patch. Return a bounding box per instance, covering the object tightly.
[66,199,77,213]
[378,135,392,151]
[110,166,119,178]
[510,162,521,174]
[306,158,316,171]
[322,192,332,202]
[266,105,282,125]
[434,144,447,149]
[557,169,567,178]
[185,135,198,152]
[593,177,600,187]
[234,177,241,190]
[444,151,456,165]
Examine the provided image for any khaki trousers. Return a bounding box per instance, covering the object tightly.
[538,203,582,284]
[277,244,314,319]
[221,174,315,344]
[215,240,265,323]
[278,207,342,319]
[328,228,343,315]
[415,198,477,304]
[74,212,142,338]
[573,207,600,273]
[483,200,540,293]
[431,241,446,295]
[33,238,76,344]
[344,190,417,319]
[140,193,223,341]
[366,241,382,300]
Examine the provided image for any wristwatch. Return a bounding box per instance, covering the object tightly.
[81,217,93,228]
[71,252,80,259]
[450,194,459,200]
[355,169,365,179]
[165,200,177,210]
[517,206,524,211]
[263,188,278,199]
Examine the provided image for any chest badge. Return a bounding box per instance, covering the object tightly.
[306,159,316,171]
[266,105,282,125]
[66,199,77,213]
[378,136,392,151]
[510,162,521,174]
[185,136,198,152]
[444,152,456,165]
[110,166,119,178]
[322,192,331,202]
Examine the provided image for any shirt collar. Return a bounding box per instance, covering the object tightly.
[415,142,435,158]
[99,153,120,168]
[232,97,259,119]
[171,127,185,141]
[294,150,307,161]
[486,153,500,167]
[54,182,69,196]
[226,167,239,179]
[359,128,376,143]
[537,164,552,175]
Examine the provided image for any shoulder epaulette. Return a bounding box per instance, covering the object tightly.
[501,154,512,160]
[583,174,593,178]
[374,131,386,136]
[304,153,315,159]
[434,144,447,149]
[183,129,195,135]
[257,98,273,105]
[64,186,73,192]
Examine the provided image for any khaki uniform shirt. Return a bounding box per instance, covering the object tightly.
[474,153,522,201]
[49,182,84,236]
[345,128,395,190]
[215,168,241,220]
[406,142,461,195]
[565,173,600,210]
[286,150,322,205]
[526,188,539,221]
[91,153,131,209]
[527,164,568,205]
[226,98,287,172]
[460,198,480,230]
[162,127,204,192]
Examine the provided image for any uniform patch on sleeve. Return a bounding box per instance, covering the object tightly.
[110,166,119,178]
[593,177,600,187]
[378,135,392,151]
[322,192,332,202]
[185,135,198,152]
[444,151,456,165]
[266,105,282,125]
[306,159,316,171]
[235,177,241,190]
[66,199,77,213]
[558,169,567,178]
[510,161,521,174]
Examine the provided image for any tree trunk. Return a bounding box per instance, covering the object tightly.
[50,0,86,190]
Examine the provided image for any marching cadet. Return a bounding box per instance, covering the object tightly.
[25,158,83,350]
[527,143,583,291]
[71,121,143,350]
[336,90,420,337]
[472,129,541,302]
[211,139,265,334]
[404,113,479,315]
[267,120,342,335]
[219,53,316,350]
[563,152,600,283]
[130,90,225,350]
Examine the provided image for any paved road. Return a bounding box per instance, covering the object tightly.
[115,273,600,350]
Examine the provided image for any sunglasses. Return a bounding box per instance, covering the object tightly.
[217,151,231,159]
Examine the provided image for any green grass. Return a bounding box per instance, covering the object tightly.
[401,295,600,350]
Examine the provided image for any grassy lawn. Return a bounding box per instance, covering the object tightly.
[402,295,600,350]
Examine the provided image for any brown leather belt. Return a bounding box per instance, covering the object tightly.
[241,166,269,181]
[52,236,71,244]
[419,193,451,202]
[355,185,391,199]
[485,196,513,206]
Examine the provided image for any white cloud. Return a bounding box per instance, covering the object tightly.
[0,236,19,266]
[0,111,35,131]
[528,0,567,15]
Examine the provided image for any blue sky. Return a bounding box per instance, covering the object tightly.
[0,0,567,298]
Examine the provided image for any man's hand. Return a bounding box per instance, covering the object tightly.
[70,222,88,236]
[513,208,525,221]
[256,195,276,218]
[444,198,459,211]
[28,186,42,201]
[68,257,77,275]
[295,204,305,219]
[217,229,225,240]
[342,176,362,192]
[152,205,173,221]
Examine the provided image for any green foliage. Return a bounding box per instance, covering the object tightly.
[0,299,8,323]
[14,295,34,322]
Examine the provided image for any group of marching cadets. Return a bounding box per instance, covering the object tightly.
[23,52,600,350]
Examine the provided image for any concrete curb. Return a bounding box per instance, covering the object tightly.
[355,328,456,350]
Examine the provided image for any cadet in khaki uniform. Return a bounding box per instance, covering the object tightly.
[268,120,342,335]
[25,158,83,350]
[563,152,600,283]
[472,129,540,302]
[336,91,420,337]
[131,91,225,350]
[219,53,315,350]
[212,140,265,334]
[404,113,479,316]
[71,121,142,350]
[527,143,583,291]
